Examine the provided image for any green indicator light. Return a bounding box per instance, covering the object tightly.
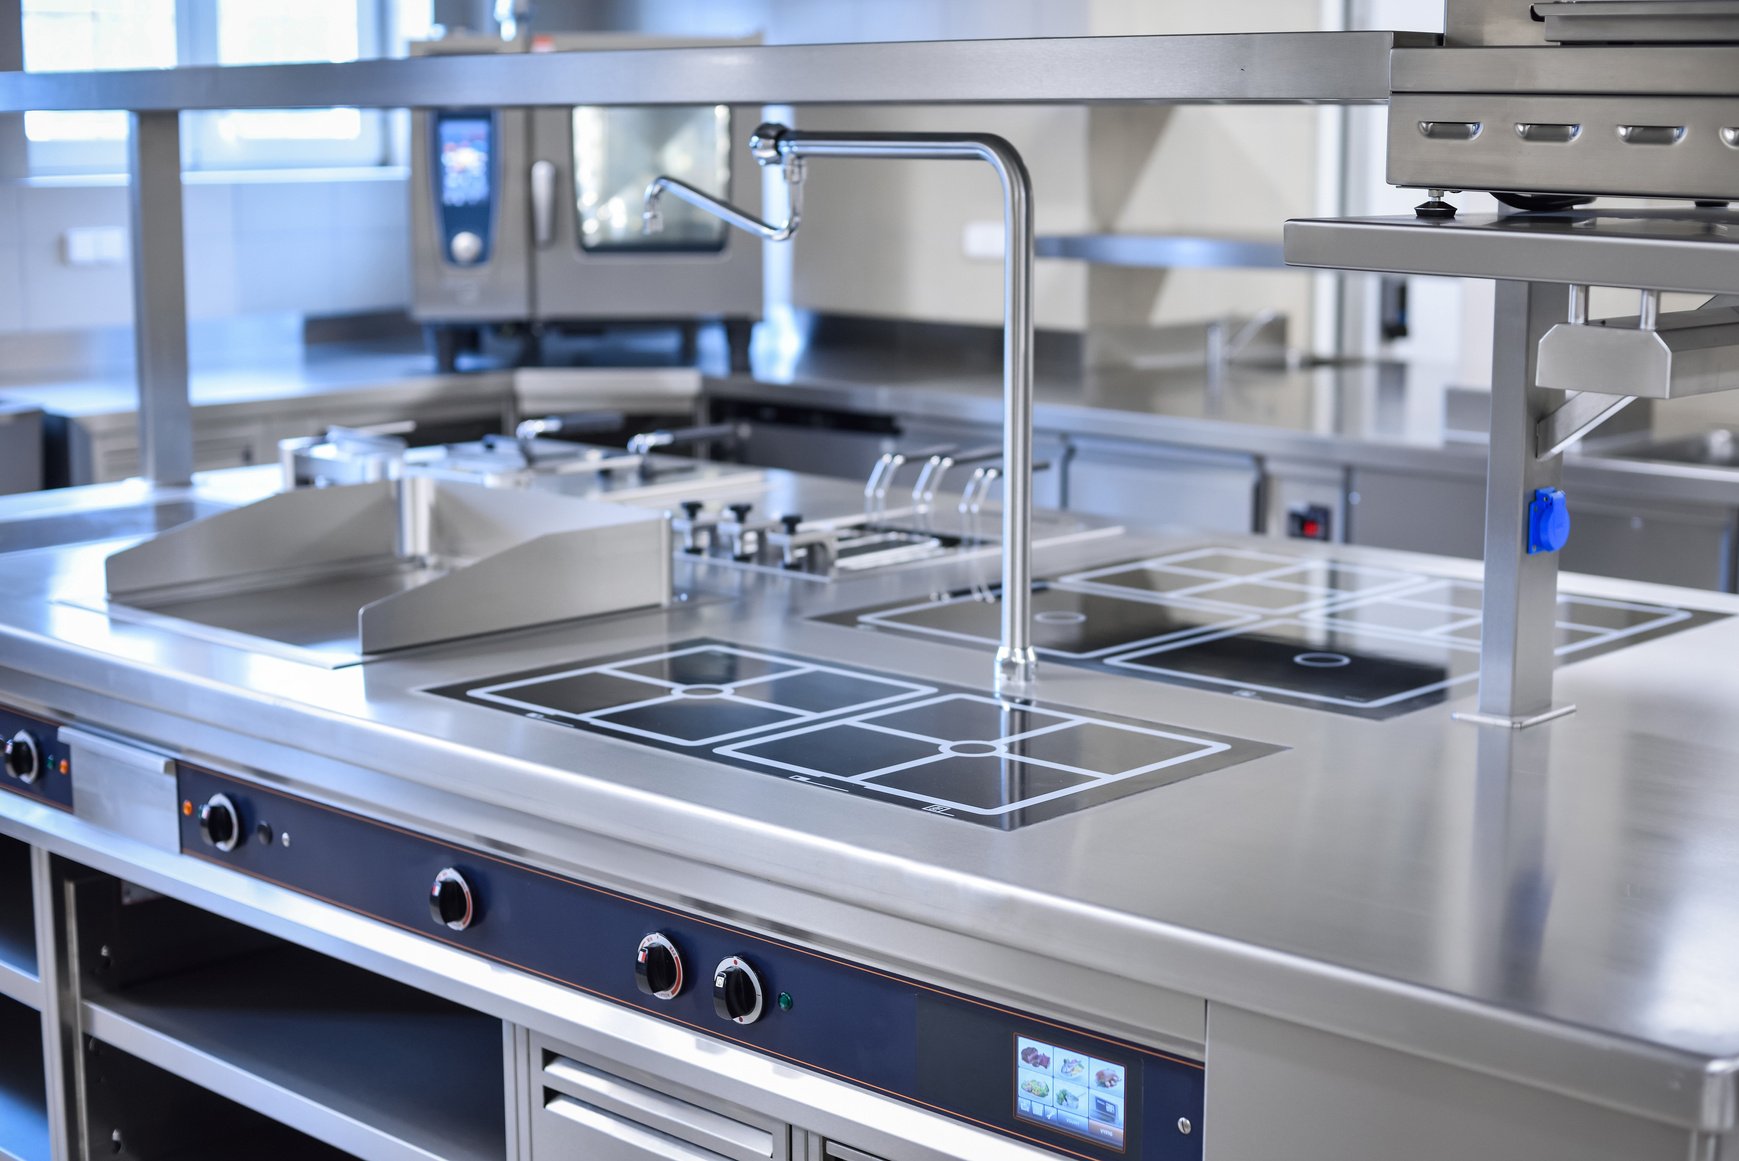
[777,992,794,1012]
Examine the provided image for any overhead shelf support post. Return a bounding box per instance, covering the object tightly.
[127,110,192,487]
[1467,281,1576,726]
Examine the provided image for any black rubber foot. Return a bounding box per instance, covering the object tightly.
[1415,197,1457,220]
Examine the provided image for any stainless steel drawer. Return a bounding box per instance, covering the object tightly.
[822,1145,889,1161]
[529,1035,789,1161]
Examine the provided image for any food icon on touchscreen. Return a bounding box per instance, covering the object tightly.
[1020,1076,1051,1100]
[1057,1054,1087,1080]
[1054,1083,1087,1112]
[1093,1067,1123,1091]
[1019,1044,1052,1070]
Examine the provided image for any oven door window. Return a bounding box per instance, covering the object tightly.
[573,105,732,253]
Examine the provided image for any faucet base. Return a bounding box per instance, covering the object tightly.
[994,647,1038,701]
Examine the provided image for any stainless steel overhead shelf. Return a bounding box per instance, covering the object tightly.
[1036,234,1286,269]
[1284,209,1739,295]
[0,31,1428,112]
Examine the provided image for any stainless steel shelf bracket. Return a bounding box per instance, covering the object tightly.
[1536,391,1636,460]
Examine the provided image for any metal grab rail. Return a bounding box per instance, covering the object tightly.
[644,122,1038,698]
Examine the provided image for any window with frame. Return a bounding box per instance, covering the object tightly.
[22,0,178,170]
[22,0,425,173]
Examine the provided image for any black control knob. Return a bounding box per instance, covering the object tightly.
[728,502,753,524]
[712,956,765,1025]
[779,513,803,535]
[197,793,241,852]
[679,500,704,521]
[429,868,475,932]
[4,731,39,784]
[635,933,684,1000]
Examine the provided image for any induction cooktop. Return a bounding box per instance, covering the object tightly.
[429,640,1282,828]
[828,546,1720,719]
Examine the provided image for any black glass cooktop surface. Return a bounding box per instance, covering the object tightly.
[853,583,1254,658]
[430,640,1282,828]
[829,546,1720,719]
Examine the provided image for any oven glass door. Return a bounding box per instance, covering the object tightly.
[572,105,732,252]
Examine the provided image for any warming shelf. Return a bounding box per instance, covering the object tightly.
[1285,208,1739,295]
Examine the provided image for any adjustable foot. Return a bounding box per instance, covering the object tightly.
[1415,189,1458,220]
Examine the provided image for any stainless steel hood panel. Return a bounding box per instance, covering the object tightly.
[5,481,1739,1131]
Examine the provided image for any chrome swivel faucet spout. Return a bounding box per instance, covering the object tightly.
[644,122,1038,698]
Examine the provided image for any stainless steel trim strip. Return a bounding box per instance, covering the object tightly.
[0,33,1411,113]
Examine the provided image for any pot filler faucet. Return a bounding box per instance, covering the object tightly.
[644,122,1038,698]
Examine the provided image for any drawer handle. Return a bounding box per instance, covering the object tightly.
[1618,125,1686,146]
[1418,120,1482,141]
[1516,122,1580,144]
[546,1095,725,1161]
[543,1055,775,1159]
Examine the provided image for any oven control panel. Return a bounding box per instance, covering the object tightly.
[0,705,72,812]
[431,109,496,266]
[176,763,1204,1161]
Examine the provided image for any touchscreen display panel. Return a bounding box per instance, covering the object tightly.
[438,115,492,208]
[1015,1035,1128,1150]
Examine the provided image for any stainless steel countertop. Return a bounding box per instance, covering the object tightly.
[3,471,1739,1132]
[708,353,1739,508]
[0,347,508,421]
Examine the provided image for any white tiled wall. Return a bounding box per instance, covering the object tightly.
[0,170,409,335]
[771,0,1341,337]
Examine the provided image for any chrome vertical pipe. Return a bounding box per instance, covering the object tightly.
[1567,283,1589,327]
[645,124,1038,696]
[1639,288,1661,331]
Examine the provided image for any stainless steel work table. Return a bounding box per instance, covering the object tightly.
[1,471,1737,1157]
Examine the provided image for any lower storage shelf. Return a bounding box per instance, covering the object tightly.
[0,836,38,1006]
[69,872,508,1161]
[0,995,47,1161]
[84,1038,361,1160]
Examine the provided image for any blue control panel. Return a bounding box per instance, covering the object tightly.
[431,110,496,265]
[176,763,1205,1161]
[0,704,72,812]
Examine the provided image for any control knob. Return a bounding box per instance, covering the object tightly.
[712,955,765,1025]
[429,868,476,931]
[634,933,684,1000]
[449,231,484,266]
[3,731,39,784]
[197,793,241,852]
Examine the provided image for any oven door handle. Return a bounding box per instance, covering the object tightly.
[530,159,557,249]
